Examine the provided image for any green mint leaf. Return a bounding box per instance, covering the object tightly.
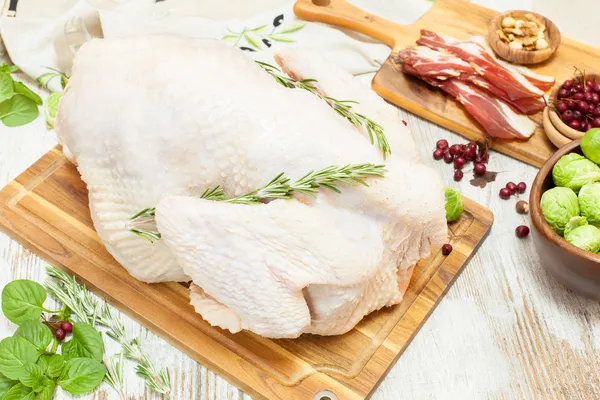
[0,95,40,127]
[36,354,64,378]
[18,363,44,388]
[58,358,106,395]
[13,81,42,105]
[61,322,104,361]
[38,379,55,400]
[14,321,53,352]
[2,382,35,400]
[1,280,47,325]
[277,23,306,34]
[0,373,18,398]
[268,34,295,43]
[0,337,41,380]
[0,64,19,73]
[0,72,14,104]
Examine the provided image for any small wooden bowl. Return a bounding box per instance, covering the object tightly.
[542,107,572,148]
[530,141,600,299]
[488,10,560,65]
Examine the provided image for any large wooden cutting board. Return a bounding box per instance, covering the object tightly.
[0,147,493,400]
[294,0,600,168]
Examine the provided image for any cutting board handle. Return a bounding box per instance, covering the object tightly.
[293,0,406,48]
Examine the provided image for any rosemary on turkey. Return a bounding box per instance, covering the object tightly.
[129,163,386,241]
[255,61,392,159]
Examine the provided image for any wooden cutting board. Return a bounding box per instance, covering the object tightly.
[294,0,600,168]
[0,147,493,400]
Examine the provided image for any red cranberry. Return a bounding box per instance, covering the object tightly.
[61,321,73,334]
[594,118,600,128]
[449,144,462,156]
[460,144,467,154]
[556,101,568,113]
[454,156,466,169]
[474,162,486,176]
[433,149,444,160]
[567,100,577,109]
[558,88,568,99]
[594,83,600,93]
[464,147,476,160]
[574,92,585,101]
[587,80,595,89]
[443,152,454,164]
[584,92,594,102]
[575,83,583,91]
[467,142,477,151]
[593,93,600,104]
[515,225,530,238]
[573,110,583,120]
[569,120,582,131]
[499,188,511,199]
[517,182,527,193]
[562,79,574,89]
[506,181,517,194]
[578,101,590,113]
[54,328,66,341]
[562,110,574,122]
[454,169,464,181]
[436,139,449,150]
[441,244,453,256]
[594,107,600,117]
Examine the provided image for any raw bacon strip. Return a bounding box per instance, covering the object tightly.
[417,30,544,100]
[396,46,473,80]
[468,36,555,91]
[465,74,545,114]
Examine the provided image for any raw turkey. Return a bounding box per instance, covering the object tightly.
[55,34,448,338]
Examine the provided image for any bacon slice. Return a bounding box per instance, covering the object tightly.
[465,74,545,114]
[417,30,544,100]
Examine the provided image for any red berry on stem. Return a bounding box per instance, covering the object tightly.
[569,120,582,131]
[567,100,577,109]
[61,321,73,334]
[584,92,594,102]
[443,152,454,164]
[436,139,449,150]
[449,144,462,156]
[506,181,517,194]
[515,225,530,238]
[556,101,568,113]
[594,107,600,117]
[575,83,583,92]
[474,162,486,176]
[594,83,600,93]
[593,118,600,128]
[587,80,595,89]
[433,149,444,160]
[55,328,66,341]
[563,80,573,89]
[460,144,467,154]
[464,147,476,160]
[453,169,464,181]
[578,101,590,113]
[562,110,574,122]
[574,92,585,101]
[573,110,583,120]
[517,182,527,193]
[454,156,466,169]
[558,88,568,99]
[467,142,477,151]
[441,244,453,256]
[593,93,600,104]
[499,188,511,199]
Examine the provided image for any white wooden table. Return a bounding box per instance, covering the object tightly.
[1,1,600,399]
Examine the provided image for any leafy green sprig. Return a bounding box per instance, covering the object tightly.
[129,163,386,242]
[255,61,391,159]
[0,63,43,128]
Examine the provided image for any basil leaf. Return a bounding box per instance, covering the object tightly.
[1,280,47,325]
[0,95,39,127]
[13,81,42,105]
[0,336,41,380]
[61,322,104,361]
[0,64,19,73]
[58,358,106,395]
[0,72,14,104]
[2,382,35,400]
[19,363,44,388]
[0,373,17,398]
[15,321,52,352]
[37,354,64,378]
[38,379,55,400]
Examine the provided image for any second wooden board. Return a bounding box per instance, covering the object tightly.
[294,0,600,167]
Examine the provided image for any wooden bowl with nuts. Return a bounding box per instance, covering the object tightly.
[488,10,561,65]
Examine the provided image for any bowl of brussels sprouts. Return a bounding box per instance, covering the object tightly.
[531,128,600,299]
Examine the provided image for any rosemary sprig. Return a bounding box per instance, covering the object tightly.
[44,266,172,397]
[255,61,391,159]
[104,353,125,399]
[128,163,387,238]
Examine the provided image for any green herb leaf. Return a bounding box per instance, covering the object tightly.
[249,24,267,32]
[0,373,17,398]
[0,95,40,127]
[1,280,47,325]
[0,72,14,104]
[2,382,35,400]
[61,322,104,361]
[13,81,42,105]
[243,33,262,49]
[0,337,41,380]
[58,358,106,394]
[36,354,64,378]
[277,23,306,34]
[268,34,295,43]
[14,321,53,352]
[38,379,55,400]
[0,64,19,73]
[221,35,239,41]
[19,363,44,388]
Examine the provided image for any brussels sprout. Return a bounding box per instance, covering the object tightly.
[552,153,600,192]
[444,187,464,222]
[578,182,600,226]
[581,128,600,164]
[564,216,588,236]
[540,187,580,235]
[565,224,600,253]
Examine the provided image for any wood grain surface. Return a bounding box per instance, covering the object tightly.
[0,146,492,400]
[293,0,600,168]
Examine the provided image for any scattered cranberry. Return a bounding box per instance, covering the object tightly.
[506,181,517,194]
[433,149,444,160]
[464,147,476,160]
[460,144,467,153]
[499,187,511,199]
[517,181,527,193]
[454,169,464,181]
[441,244,453,256]
[515,225,530,238]
[436,139,449,150]
[474,162,486,176]
[454,156,466,169]
[61,321,73,334]
[443,152,454,164]
[54,328,66,341]
[449,144,462,156]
